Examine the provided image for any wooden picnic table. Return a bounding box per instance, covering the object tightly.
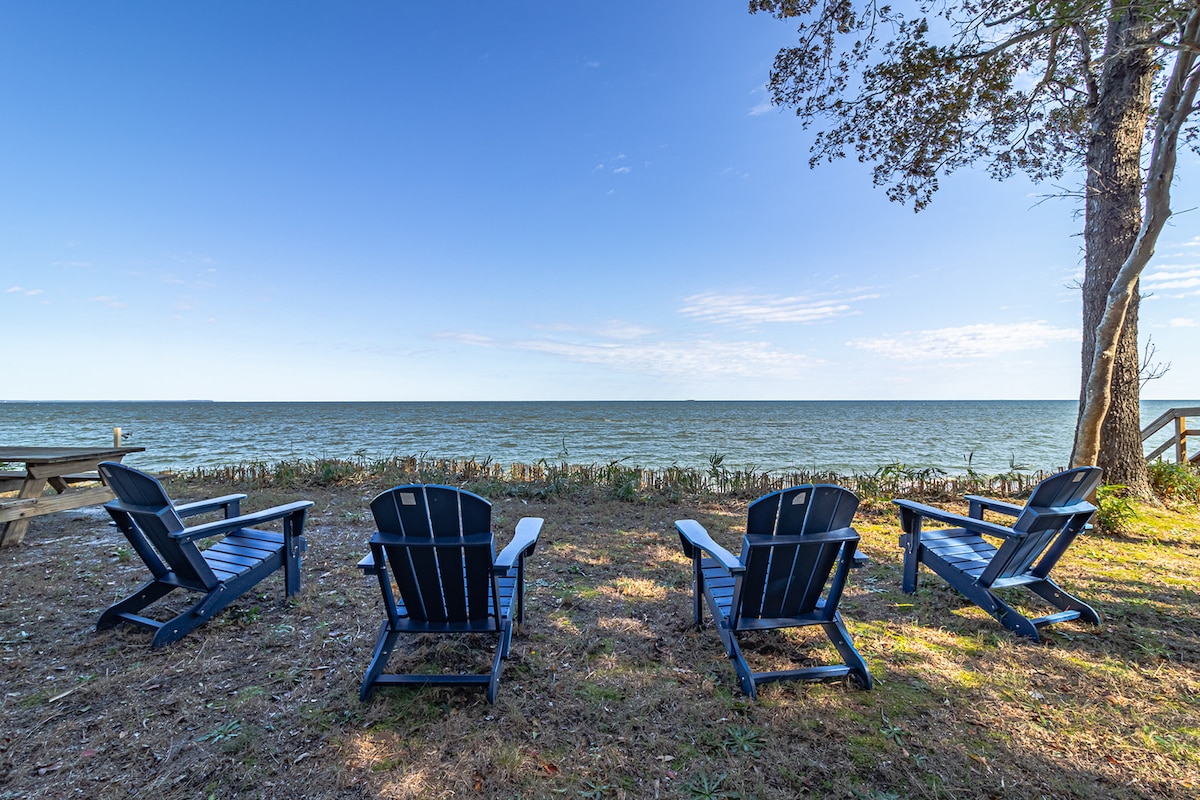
[0,446,145,548]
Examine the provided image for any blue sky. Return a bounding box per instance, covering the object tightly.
[3,2,1198,402]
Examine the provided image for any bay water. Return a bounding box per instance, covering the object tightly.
[2,400,1194,476]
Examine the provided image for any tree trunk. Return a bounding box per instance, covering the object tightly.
[1074,5,1156,497]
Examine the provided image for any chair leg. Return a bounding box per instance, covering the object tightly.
[150,584,254,648]
[284,545,302,597]
[150,610,208,648]
[487,623,510,705]
[500,615,515,659]
[900,533,920,594]
[283,513,306,597]
[1027,579,1102,626]
[361,621,402,701]
[955,581,1040,641]
[692,559,705,628]
[97,580,175,631]
[717,622,756,699]
[823,614,872,689]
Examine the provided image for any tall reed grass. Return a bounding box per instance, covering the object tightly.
[173,452,1054,503]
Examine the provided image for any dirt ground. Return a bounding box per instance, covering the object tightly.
[2,480,1197,799]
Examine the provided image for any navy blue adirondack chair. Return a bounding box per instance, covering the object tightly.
[358,484,542,704]
[675,484,872,698]
[894,466,1103,641]
[97,462,314,648]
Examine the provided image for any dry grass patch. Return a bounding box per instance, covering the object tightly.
[1,480,1198,798]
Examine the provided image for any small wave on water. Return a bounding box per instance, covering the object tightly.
[0,399,1193,476]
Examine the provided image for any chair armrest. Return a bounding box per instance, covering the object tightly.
[174,500,314,542]
[964,495,1024,519]
[495,517,543,570]
[675,519,744,574]
[174,494,248,518]
[892,499,1018,539]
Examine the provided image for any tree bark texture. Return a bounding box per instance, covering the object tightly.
[1076,5,1156,496]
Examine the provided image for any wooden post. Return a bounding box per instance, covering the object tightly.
[1177,415,1187,464]
[114,427,122,448]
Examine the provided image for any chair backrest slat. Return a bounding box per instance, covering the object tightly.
[426,486,462,536]
[739,485,859,621]
[1013,467,1101,533]
[99,462,217,589]
[745,492,782,537]
[782,540,841,612]
[371,485,497,623]
[464,544,494,617]
[391,542,437,619]
[982,466,1101,585]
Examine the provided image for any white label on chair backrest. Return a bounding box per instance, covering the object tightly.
[792,492,807,504]
[1072,473,1083,482]
[400,492,417,505]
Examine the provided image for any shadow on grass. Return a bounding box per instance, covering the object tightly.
[1,486,1197,799]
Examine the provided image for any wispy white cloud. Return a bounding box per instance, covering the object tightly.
[89,295,126,308]
[1142,265,1200,294]
[747,84,774,116]
[6,286,43,296]
[530,322,577,333]
[441,325,815,379]
[849,321,1077,360]
[514,337,814,378]
[679,291,877,327]
[528,321,659,340]
[595,321,658,340]
[593,153,629,174]
[1168,318,1198,327]
[435,332,497,347]
[174,252,215,266]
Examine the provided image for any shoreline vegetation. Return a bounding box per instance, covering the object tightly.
[2,458,1198,798]
[173,453,1062,504]
[171,453,1200,533]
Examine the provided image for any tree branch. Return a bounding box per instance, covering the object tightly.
[957,23,1062,61]
[1073,8,1200,467]
[1072,22,1100,108]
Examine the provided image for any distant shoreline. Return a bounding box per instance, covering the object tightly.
[0,398,1087,403]
[0,399,216,404]
[3,399,1193,475]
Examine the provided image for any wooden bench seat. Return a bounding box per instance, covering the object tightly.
[0,486,117,523]
[0,471,101,482]
[2,471,103,496]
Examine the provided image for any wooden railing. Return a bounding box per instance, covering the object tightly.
[1142,406,1200,464]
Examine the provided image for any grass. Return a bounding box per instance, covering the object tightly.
[173,452,1057,503]
[1,462,1198,798]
